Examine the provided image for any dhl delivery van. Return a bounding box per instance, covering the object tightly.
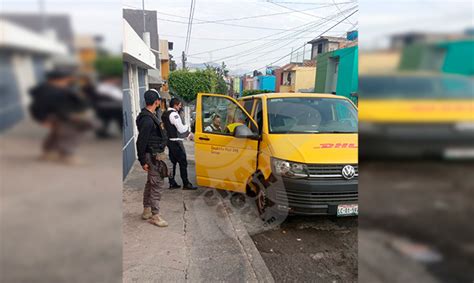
[359,73,474,158]
[194,93,358,216]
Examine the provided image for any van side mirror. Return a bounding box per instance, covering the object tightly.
[234,125,259,140]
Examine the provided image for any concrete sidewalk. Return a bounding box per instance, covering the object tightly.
[1,120,122,282]
[123,141,273,282]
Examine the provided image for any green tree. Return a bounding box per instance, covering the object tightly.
[168,69,214,102]
[205,62,229,95]
[169,54,177,72]
[94,55,122,77]
[168,62,230,101]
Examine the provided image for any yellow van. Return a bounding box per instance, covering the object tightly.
[194,93,358,216]
[359,73,474,158]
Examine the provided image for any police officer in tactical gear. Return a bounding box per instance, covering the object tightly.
[162,97,197,190]
[136,89,169,227]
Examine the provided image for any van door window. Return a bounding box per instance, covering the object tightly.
[243,99,254,115]
[253,99,263,134]
[202,95,249,135]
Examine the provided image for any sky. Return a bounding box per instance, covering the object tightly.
[123,0,359,74]
[2,0,123,54]
[2,0,472,74]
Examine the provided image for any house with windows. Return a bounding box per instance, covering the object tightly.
[314,45,358,103]
[122,17,157,178]
[308,36,348,60]
[398,39,474,76]
[123,9,163,92]
[278,61,316,93]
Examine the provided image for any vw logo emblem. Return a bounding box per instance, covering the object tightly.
[341,165,355,180]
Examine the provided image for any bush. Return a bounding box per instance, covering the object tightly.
[94,56,122,78]
[168,68,228,102]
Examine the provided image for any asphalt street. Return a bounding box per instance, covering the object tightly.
[359,160,474,283]
[223,191,358,282]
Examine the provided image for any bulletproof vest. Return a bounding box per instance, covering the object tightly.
[137,110,167,153]
[162,110,179,139]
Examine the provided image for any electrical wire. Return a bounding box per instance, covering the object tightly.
[331,0,355,25]
[268,0,353,24]
[204,6,357,63]
[156,15,320,32]
[188,5,356,58]
[239,8,358,75]
[184,0,196,54]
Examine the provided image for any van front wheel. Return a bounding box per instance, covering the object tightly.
[256,188,267,215]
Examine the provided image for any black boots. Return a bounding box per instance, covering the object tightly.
[169,179,181,190]
[182,182,197,190]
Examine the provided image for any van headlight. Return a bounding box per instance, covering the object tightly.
[271,158,308,178]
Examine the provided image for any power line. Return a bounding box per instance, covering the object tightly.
[331,0,355,25]
[240,8,358,75]
[188,19,320,57]
[198,6,357,62]
[182,0,197,68]
[267,0,354,24]
[161,34,323,42]
[265,0,356,4]
[184,0,196,55]
[188,5,356,58]
[191,3,352,24]
[231,28,354,69]
[266,9,358,67]
[156,15,320,32]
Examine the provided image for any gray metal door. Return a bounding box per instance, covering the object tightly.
[0,52,23,132]
[122,63,136,179]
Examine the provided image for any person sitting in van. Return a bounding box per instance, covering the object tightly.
[225,114,245,134]
[204,113,222,133]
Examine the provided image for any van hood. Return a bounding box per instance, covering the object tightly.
[266,134,358,164]
[359,100,474,123]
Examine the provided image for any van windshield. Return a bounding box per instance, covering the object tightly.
[359,76,474,99]
[267,97,358,134]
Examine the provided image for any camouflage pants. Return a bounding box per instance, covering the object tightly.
[143,153,166,215]
[43,119,82,156]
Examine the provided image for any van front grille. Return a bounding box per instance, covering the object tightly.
[276,189,358,205]
[306,164,358,180]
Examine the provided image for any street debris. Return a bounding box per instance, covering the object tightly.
[391,238,443,263]
[310,252,325,260]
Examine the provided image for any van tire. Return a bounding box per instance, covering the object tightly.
[255,188,281,223]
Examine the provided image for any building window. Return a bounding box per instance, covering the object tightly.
[317,43,323,54]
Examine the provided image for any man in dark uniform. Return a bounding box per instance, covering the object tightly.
[29,69,92,164]
[136,89,169,227]
[162,97,197,190]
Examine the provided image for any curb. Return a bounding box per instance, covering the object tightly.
[219,195,275,283]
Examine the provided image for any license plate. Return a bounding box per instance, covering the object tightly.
[337,204,358,217]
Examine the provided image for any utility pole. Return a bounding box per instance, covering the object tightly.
[182,51,187,69]
[142,0,146,32]
[38,0,46,33]
[302,44,306,62]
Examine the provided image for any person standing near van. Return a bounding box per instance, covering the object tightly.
[30,69,92,164]
[162,97,197,190]
[136,89,169,227]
